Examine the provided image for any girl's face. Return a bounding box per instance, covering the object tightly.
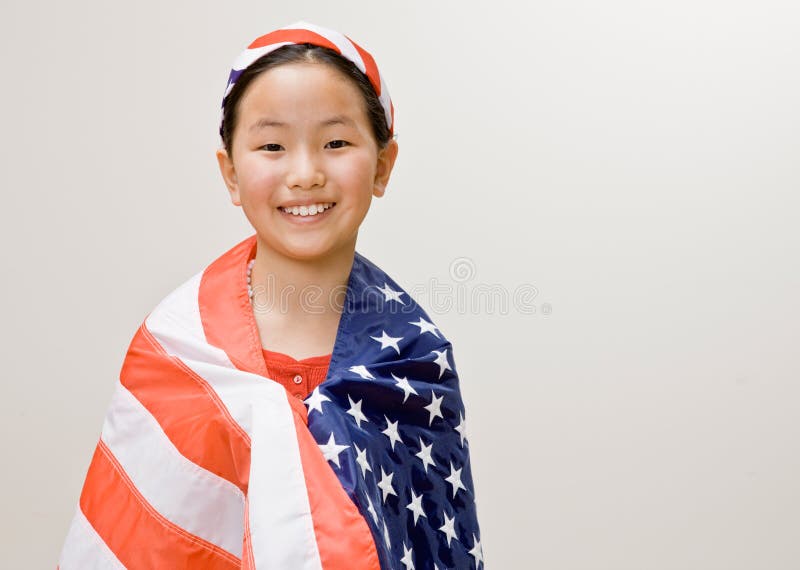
[216,63,398,264]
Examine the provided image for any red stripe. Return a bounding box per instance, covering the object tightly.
[199,235,267,377]
[242,496,256,569]
[80,440,240,569]
[348,39,382,97]
[290,408,381,569]
[248,29,340,55]
[121,323,251,493]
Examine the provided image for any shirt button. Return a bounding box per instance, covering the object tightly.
[293,374,303,384]
[294,393,304,400]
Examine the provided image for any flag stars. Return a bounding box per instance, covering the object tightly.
[318,433,349,468]
[392,372,418,403]
[354,443,372,478]
[468,533,484,567]
[409,316,440,338]
[349,364,375,380]
[365,493,378,524]
[424,391,444,426]
[400,541,415,570]
[304,386,330,415]
[381,415,404,451]
[445,461,467,499]
[438,511,458,547]
[406,488,427,525]
[377,467,397,503]
[455,411,467,447]
[430,349,452,378]
[415,437,436,473]
[346,395,368,428]
[370,330,403,354]
[377,282,406,304]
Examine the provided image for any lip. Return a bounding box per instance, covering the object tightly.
[278,202,336,223]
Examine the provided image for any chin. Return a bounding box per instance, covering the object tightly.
[281,242,336,260]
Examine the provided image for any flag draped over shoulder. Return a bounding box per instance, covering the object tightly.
[58,234,484,570]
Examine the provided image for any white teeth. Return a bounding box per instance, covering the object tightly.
[281,202,333,217]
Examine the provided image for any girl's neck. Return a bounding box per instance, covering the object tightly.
[250,237,355,319]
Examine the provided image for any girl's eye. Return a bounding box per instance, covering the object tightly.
[261,143,283,152]
[325,140,349,149]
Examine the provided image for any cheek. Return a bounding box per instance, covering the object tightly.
[238,161,283,197]
[330,154,375,186]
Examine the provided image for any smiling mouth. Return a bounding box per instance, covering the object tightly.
[278,202,336,217]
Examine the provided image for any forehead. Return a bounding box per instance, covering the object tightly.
[238,62,368,128]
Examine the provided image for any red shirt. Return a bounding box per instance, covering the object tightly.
[261,348,332,401]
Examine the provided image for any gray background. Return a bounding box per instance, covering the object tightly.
[2,0,798,568]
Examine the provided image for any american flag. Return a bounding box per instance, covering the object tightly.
[309,254,484,570]
[58,234,483,569]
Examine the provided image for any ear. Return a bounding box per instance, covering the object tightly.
[372,138,399,198]
[216,147,241,206]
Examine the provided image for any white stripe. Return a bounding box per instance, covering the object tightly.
[100,380,245,558]
[58,506,125,570]
[144,271,285,434]
[378,73,393,131]
[144,269,322,568]
[281,20,366,74]
[248,394,323,569]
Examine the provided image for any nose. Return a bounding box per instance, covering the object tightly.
[285,147,325,190]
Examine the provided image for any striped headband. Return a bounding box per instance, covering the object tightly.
[219,20,395,140]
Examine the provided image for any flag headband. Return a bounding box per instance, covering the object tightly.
[219,20,395,141]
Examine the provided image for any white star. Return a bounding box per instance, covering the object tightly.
[455,411,467,447]
[468,533,484,566]
[392,372,418,403]
[349,364,375,380]
[354,443,372,478]
[304,386,331,415]
[365,493,378,523]
[438,511,458,547]
[370,330,403,354]
[377,466,397,503]
[381,415,404,450]
[346,395,369,428]
[318,433,349,468]
[444,461,466,499]
[406,488,426,525]
[400,541,415,569]
[430,349,452,378]
[377,282,406,304]
[424,391,444,426]
[382,520,391,548]
[409,316,440,338]
[415,437,436,473]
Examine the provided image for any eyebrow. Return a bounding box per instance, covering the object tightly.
[249,118,285,131]
[320,115,356,128]
[248,115,355,133]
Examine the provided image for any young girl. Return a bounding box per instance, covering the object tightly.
[58,21,483,570]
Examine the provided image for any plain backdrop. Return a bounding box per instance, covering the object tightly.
[2,1,799,568]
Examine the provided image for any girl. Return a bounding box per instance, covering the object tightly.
[58,21,483,570]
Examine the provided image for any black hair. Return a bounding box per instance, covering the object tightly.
[220,43,391,158]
